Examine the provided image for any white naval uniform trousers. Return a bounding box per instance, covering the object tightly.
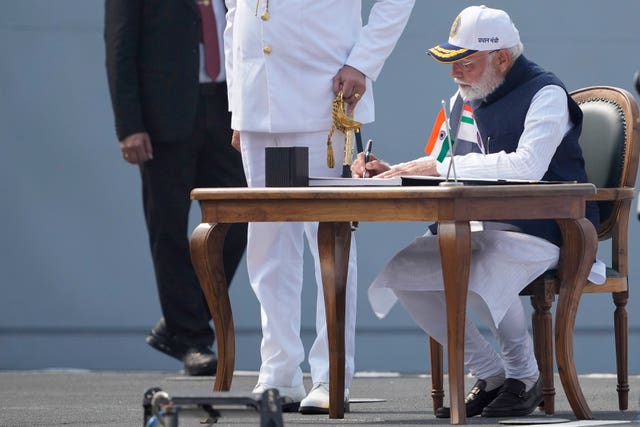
[240,130,358,388]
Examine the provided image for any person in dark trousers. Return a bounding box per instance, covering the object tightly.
[104,0,247,375]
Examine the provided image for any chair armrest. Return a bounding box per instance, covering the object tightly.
[587,187,635,202]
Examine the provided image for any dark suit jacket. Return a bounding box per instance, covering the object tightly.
[105,0,202,142]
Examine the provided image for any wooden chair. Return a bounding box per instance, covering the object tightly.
[428,86,640,415]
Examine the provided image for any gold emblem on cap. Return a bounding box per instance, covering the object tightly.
[449,15,461,39]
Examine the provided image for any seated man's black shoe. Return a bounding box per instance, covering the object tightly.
[435,379,502,418]
[481,377,543,418]
[183,347,217,376]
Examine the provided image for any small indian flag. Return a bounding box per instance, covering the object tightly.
[424,107,451,162]
[456,104,482,150]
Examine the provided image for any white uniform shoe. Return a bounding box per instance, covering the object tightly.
[252,383,307,412]
[299,383,350,414]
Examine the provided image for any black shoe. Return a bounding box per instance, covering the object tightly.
[481,377,543,418]
[146,321,190,361]
[182,347,217,376]
[146,320,217,376]
[435,380,502,418]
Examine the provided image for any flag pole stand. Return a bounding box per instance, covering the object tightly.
[439,99,462,186]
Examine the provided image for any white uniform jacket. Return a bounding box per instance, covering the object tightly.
[224,0,415,133]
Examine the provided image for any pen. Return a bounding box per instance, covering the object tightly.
[363,139,373,178]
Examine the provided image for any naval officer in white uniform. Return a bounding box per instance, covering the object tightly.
[224,0,414,413]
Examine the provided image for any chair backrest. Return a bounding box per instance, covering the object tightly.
[570,86,640,239]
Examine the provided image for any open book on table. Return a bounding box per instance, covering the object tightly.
[400,175,576,186]
[307,175,575,187]
[308,176,402,186]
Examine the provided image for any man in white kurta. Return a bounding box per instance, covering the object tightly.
[224,0,415,413]
[351,5,600,419]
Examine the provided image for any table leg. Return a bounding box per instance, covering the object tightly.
[555,217,597,419]
[317,221,351,419]
[190,223,235,392]
[438,221,471,425]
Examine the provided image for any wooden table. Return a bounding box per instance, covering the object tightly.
[189,184,597,424]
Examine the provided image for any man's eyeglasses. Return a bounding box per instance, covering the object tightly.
[458,49,500,72]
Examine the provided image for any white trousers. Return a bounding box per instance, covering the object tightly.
[395,289,539,380]
[239,130,358,388]
[370,228,560,380]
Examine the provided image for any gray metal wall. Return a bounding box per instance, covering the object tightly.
[1,0,639,375]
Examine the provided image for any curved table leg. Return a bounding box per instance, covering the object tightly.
[317,221,351,419]
[555,217,597,419]
[190,222,234,391]
[438,221,471,425]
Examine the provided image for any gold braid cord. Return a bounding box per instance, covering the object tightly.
[326,92,362,168]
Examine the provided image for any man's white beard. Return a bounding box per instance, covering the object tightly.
[454,63,505,101]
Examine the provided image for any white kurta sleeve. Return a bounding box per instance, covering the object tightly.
[437,85,572,180]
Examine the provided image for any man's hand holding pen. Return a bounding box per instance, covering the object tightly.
[351,151,389,178]
[351,152,440,178]
[351,137,440,178]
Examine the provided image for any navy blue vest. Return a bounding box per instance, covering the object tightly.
[431,56,599,246]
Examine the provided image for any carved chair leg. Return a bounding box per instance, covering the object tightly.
[613,291,629,410]
[530,283,556,415]
[429,337,445,415]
